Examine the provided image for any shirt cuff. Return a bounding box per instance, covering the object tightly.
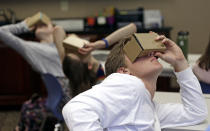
[174,67,194,81]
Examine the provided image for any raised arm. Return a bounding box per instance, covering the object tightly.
[79,23,137,55]
[53,25,66,62]
[62,101,103,131]
[154,35,208,128]
[0,22,31,55]
[0,21,29,34]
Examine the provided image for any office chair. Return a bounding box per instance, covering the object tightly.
[41,73,70,130]
[41,73,64,121]
[200,81,210,94]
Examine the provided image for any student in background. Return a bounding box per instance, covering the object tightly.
[193,38,210,84]
[62,34,207,131]
[62,23,137,97]
[0,14,70,131]
[0,16,70,96]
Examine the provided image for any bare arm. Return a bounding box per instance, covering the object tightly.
[96,23,137,49]
[79,23,137,55]
[53,25,66,62]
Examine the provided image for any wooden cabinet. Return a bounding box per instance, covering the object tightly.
[0,40,46,107]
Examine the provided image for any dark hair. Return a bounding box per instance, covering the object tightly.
[105,37,131,76]
[62,56,97,97]
[198,37,210,71]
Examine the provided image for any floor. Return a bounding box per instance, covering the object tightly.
[0,109,20,131]
[0,108,69,131]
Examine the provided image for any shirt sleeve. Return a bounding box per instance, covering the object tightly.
[156,67,208,128]
[62,101,104,131]
[0,22,32,57]
[0,21,29,34]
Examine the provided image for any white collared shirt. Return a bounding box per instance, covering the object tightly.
[62,68,208,131]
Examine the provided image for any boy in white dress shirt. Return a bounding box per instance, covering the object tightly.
[62,33,208,131]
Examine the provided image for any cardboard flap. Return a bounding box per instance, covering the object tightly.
[123,36,142,62]
[26,12,51,27]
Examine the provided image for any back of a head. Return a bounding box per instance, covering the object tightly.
[62,56,97,97]
[105,37,131,76]
[198,37,210,71]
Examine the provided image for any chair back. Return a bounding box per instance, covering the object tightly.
[41,73,64,121]
[200,81,210,94]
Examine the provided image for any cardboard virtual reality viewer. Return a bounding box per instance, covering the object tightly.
[123,33,166,62]
[63,34,90,59]
[26,12,51,28]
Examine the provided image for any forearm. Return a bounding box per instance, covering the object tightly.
[106,23,137,46]
[0,21,29,34]
[94,23,137,49]
[53,26,66,62]
[62,102,103,131]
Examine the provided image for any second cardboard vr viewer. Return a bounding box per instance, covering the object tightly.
[63,34,89,51]
[123,33,166,62]
[63,34,90,59]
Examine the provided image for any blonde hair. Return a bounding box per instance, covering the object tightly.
[105,37,131,76]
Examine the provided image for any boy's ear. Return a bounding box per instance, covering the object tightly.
[116,67,130,74]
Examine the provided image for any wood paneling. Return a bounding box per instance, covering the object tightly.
[0,41,46,106]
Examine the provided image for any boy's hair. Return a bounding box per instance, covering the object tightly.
[105,37,131,76]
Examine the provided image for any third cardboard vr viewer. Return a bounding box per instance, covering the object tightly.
[123,33,166,62]
[26,12,51,28]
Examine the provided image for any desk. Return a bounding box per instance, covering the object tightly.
[154,92,210,131]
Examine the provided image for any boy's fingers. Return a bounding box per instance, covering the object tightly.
[161,38,174,48]
[155,35,166,40]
